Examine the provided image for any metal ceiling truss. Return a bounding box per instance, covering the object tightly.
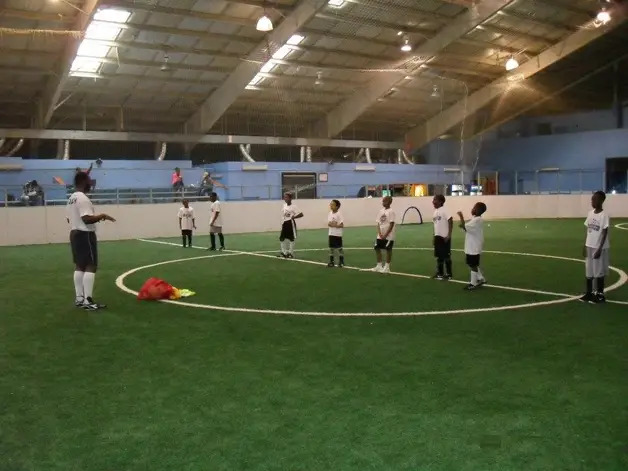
[0,128,403,149]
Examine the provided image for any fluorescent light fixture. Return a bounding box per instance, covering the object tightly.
[355,165,376,172]
[242,164,268,171]
[401,38,412,52]
[70,8,131,76]
[505,57,519,71]
[328,0,345,7]
[596,9,611,24]
[247,34,304,88]
[256,14,273,32]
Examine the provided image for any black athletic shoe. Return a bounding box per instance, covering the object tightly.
[286,254,295,259]
[75,298,85,308]
[464,284,477,291]
[278,253,287,258]
[443,275,452,281]
[338,263,345,268]
[578,293,594,303]
[327,262,335,268]
[432,274,444,280]
[83,297,106,311]
[207,247,216,251]
[219,246,225,251]
[594,293,606,304]
[476,279,486,287]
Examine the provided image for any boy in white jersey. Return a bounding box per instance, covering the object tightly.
[66,171,115,311]
[432,194,453,280]
[371,196,396,273]
[279,193,303,258]
[327,199,345,268]
[208,192,225,251]
[178,199,196,248]
[580,191,610,304]
[457,202,487,290]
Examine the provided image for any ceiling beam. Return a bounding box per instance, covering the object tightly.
[0,128,403,149]
[104,0,257,27]
[313,12,435,36]
[308,0,516,138]
[405,17,627,149]
[0,9,74,23]
[183,0,328,141]
[35,0,102,128]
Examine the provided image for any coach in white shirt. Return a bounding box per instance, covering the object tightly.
[66,171,115,311]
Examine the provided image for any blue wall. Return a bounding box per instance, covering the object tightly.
[0,158,203,200]
[209,162,467,201]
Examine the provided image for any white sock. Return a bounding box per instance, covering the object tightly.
[74,271,84,299]
[384,263,390,269]
[288,241,295,254]
[83,272,95,300]
[471,271,478,285]
[280,240,289,254]
[477,268,484,281]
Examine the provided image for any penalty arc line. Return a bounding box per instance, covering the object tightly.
[117,240,628,316]
[615,223,628,231]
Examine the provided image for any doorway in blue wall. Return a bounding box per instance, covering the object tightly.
[282,172,317,199]
[606,158,628,194]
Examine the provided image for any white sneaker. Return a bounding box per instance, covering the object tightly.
[381,265,390,274]
[369,265,383,272]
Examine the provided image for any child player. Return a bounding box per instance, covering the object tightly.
[208,192,225,251]
[327,199,345,268]
[279,193,304,258]
[457,202,487,290]
[432,194,453,280]
[178,199,196,248]
[580,190,610,304]
[371,195,395,273]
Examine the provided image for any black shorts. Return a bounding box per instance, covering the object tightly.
[279,220,297,241]
[181,229,192,236]
[434,236,451,259]
[466,254,481,267]
[374,239,394,250]
[70,230,98,268]
[329,235,343,249]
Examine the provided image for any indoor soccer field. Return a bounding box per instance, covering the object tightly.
[1,219,628,471]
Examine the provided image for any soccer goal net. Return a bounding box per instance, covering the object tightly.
[401,206,424,225]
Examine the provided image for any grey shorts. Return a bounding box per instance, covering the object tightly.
[585,247,609,278]
[210,225,222,234]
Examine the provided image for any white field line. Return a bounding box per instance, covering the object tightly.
[615,223,628,231]
[135,239,628,307]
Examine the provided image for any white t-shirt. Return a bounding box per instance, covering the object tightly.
[282,203,301,222]
[328,211,344,237]
[66,191,95,232]
[433,207,452,238]
[210,201,222,227]
[464,216,484,255]
[376,208,396,241]
[585,209,610,249]
[178,207,195,230]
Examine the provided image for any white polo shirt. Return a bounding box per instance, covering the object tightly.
[282,203,300,222]
[585,209,610,249]
[328,211,344,237]
[464,216,484,255]
[178,207,195,230]
[210,201,223,227]
[66,191,95,232]
[433,207,451,238]
[376,208,396,241]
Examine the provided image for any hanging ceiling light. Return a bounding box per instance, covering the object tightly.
[505,56,519,71]
[596,9,611,25]
[431,84,440,98]
[256,13,273,32]
[314,71,323,86]
[400,37,412,52]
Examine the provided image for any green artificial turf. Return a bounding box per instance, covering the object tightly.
[1,219,627,471]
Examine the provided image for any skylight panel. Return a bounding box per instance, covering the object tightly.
[70,9,131,77]
[247,34,305,88]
